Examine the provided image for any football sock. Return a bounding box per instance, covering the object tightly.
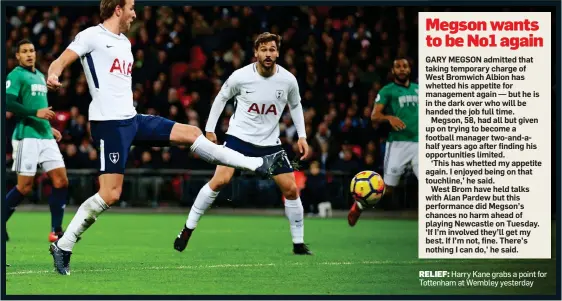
[186,183,219,229]
[48,187,68,233]
[57,193,108,252]
[190,134,262,171]
[284,197,304,244]
[5,186,25,222]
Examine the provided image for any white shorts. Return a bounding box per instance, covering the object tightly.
[11,138,65,177]
[383,141,419,186]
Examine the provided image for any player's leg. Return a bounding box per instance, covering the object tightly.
[51,120,132,275]
[41,139,70,242]
[45,167,69,242]
[57,173,121,248]
[167,121,283,177]
[383,142,419,206]
[174,165,235,252]
[6,139,39,240]
[407,142,420,205]
[411,142,419,179]
[348,141,409,226]
[133,114,282,176]
[186,165,235,229]
[273,169,312,255]
[6,175,34,228]
[50,174,116,275]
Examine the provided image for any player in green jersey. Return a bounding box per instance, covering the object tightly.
[348,57,419,226]
[5,39,69,243]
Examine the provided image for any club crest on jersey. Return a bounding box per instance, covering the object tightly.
[248,103,278,115]
[276,90,284,99]
[109,58,133,76]
[109,152,120,164]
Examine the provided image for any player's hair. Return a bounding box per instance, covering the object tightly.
[254,32,281,50]
[393,56,412,68]
[16,39,33,52]
[100,0,126,21]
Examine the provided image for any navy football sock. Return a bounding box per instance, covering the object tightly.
[5,187,25,222]
[49,187,68,232]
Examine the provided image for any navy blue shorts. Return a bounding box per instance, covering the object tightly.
[223,135,293,176]
[90,114,175,174]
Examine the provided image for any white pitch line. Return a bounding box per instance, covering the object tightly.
[6,260,450,276]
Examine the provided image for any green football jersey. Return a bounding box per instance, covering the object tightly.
[376,82,419,142]
[6,66,53,140]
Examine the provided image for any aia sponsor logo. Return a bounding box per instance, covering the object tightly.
[109,59,132,76]
[247,103,278,115]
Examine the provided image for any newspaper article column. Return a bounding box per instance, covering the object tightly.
[419,12,552,259]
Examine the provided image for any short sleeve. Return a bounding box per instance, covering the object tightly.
[375,87,390,106]
[6,72,21,97]
[67,30,94,57]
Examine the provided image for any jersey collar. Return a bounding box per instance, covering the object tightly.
[393,80,410,88]
[99,23,125,39]
[17,65,36,74]
[253,62,279,79]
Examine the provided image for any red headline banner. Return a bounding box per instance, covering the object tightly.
[425,18,543,50]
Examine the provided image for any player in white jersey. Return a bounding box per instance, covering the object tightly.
[173,33,313,255]
[44,0,285,276]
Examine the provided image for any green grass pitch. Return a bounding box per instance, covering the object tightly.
[5,212,557,296]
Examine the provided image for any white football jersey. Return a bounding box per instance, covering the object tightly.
[205,63,306,146]
[66,24,136,121]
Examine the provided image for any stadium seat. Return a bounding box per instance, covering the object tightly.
[188,46,207,70]
[53,111,70,132]
[351,145,362,158]
[317,201,332,218]
[170,62,189,87]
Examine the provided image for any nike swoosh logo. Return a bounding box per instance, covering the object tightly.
[246,90,255,94]
[106,45,113,48]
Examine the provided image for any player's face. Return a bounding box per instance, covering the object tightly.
[16,43,36,68]
[392,59,411,82]
[118,0,136,33]
[255,41,278,71]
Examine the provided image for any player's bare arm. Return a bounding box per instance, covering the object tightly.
[51,128,62,142]
[371,103,406,131]
[47,49,79,90]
